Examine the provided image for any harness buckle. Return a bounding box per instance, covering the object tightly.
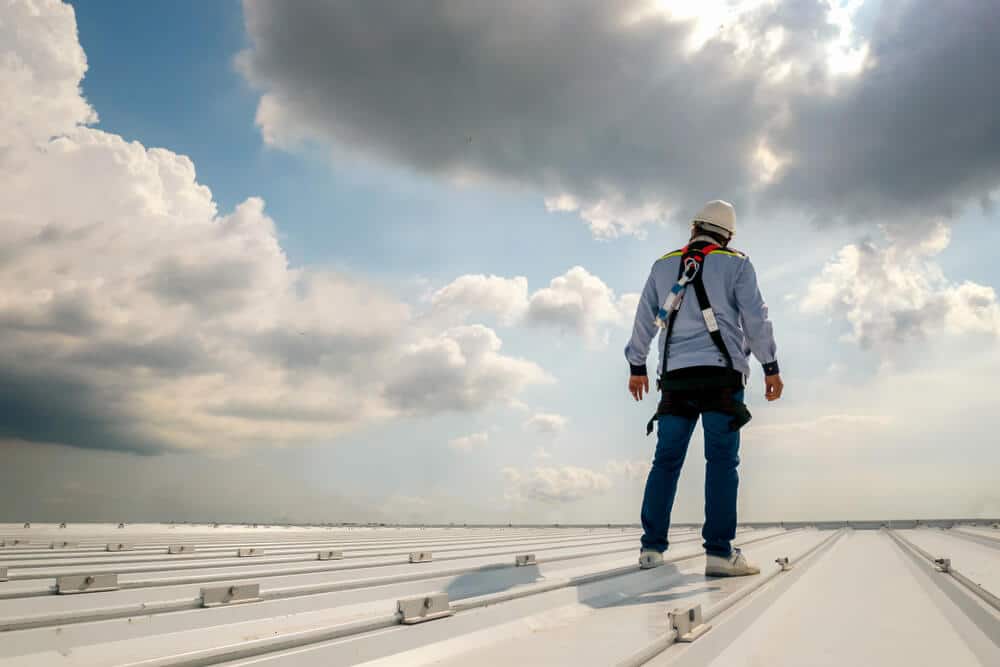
[681,257,700,282]
[654,255,702,330]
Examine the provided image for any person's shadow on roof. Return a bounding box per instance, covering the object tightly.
[445,562,542,600]
[577,562,719,609]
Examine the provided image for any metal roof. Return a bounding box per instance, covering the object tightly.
[1,521,998,666]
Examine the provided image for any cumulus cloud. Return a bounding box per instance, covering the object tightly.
[238,0,1000,236]
[605,459,651,482]
[0,0,97,146]
[430,274,529,325]
[385,325,550,414]
[432,267,637,343]
[448,431,489,451]
[802,223,1000,349]
[502,465,611,504]
[525,267,636,339]
[523,412,568,435]
[545,194,674,239]
[0,0,547,454]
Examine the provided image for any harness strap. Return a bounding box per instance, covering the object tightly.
[657,241,730,379]
[691,271,734,370]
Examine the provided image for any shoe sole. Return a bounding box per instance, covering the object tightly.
[704,568,760,577]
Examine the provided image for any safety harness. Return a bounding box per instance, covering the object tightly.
[654,242,734,374]
[645,241,751,435]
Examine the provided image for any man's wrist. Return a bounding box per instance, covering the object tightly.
[629,363,647,376]
[763,361,780,376]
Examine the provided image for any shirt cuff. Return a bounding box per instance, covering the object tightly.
[629,363,648,376]
[762,361,780,376]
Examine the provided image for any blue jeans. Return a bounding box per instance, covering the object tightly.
[640,389,743,558]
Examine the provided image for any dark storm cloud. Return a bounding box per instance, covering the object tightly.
[240,0,1000,230]
[0,293,100,335]
[240,0,779,228]
[767,0,1000,223]
[0,363,170,454]
[67,337,216,375]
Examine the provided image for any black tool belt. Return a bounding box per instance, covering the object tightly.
[646,372,751,436]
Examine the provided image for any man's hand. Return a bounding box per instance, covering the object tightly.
[629,375,649,401]
[765,373,784,401]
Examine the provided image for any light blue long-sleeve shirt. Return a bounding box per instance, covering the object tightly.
[624,244,779,379]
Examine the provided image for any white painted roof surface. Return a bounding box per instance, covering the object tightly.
[0,522,997,666]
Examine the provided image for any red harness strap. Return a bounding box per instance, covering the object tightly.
[680,243,721,258]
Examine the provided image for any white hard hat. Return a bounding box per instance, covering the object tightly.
[692,200,736,236]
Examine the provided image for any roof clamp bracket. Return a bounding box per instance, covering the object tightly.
[397,592,453,624]
[515,553,536,567]
[775,556,792,571]
[106,543,132,552]
[317,550,343,560]
[669,603,711,642]
[50,541,76,549]
[409,551,432,563]
[0,567,7,582]
[57,574,119,594]
[201,583,261,607]
[167,545,195,555]
[934,558,951,573]
[237,548,259,557]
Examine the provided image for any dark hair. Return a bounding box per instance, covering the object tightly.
[690,224,731,247]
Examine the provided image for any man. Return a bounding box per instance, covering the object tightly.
[624,200,783,576]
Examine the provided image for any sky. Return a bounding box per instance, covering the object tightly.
[2,0,999,525]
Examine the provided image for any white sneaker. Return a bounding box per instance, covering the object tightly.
[705,548,760,577]
[639,549,664,569]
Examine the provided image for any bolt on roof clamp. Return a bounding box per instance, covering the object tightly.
[398,592,452,624]
[934,558,951,572]
[775,557,792,571]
